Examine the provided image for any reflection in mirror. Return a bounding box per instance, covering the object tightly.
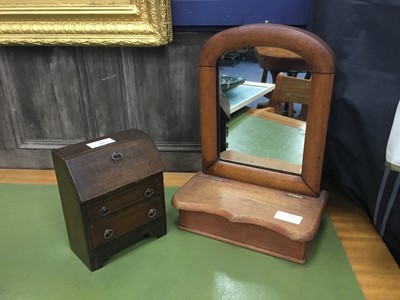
[218,47,311,175]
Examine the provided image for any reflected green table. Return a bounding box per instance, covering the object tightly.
[223,108,306,174]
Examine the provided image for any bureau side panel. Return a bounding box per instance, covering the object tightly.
[52,152,92,269]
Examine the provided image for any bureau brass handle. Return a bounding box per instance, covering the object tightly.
[111,152,123,162]
[144,188,154,198]
[99,206,111,216]
[147,208,157,218]
[103,228,114,239]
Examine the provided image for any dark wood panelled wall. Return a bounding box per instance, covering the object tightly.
[0,31,214,171]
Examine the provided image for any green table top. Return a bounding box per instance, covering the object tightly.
[0,184,364,300]
[227,110,305,165]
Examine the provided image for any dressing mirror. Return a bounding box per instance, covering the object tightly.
[199,24,334,196]
[172,24,335,263]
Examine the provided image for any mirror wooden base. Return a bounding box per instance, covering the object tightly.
[172,172,327,264]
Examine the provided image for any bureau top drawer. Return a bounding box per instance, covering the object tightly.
[87,176,163,221]
[57,129,164,202]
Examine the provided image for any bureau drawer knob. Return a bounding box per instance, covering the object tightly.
[99,206,111,216]
[144,187,155,198]
[103,228,114,239]
[147,208,157,218]
[111,152,124,162]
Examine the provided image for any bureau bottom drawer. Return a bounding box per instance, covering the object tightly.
[91,198,163,247]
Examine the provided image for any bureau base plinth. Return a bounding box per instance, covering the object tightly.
[89,218,167,271]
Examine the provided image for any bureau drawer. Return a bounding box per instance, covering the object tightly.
[90,197,163,247]
[87,178,163,221]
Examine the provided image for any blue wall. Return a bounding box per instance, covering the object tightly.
[172,0,311,26]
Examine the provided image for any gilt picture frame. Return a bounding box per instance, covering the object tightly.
[0,0,172,46]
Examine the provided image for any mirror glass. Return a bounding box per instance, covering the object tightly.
[218,46,311,175]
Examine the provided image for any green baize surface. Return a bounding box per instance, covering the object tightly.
[0,185,364,300]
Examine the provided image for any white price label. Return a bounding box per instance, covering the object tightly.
[274,211,303,225]
[86,138,116,149]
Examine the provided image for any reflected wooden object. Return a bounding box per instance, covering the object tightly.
[244,107,306,130]
[172,24,335,263]
[220,150,302,174]
[255,46,309,82]
[267,73,311,120]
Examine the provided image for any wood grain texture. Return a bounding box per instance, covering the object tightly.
[0,32,208,171]
[254,46,310,83]
[325,180,400,300]
[0,91,14,150]
[0,169,399,299]
[52,129,165,202]
[178,210,311,264]
[199,24,335,73]
[0,47,89,144]
[80,47,127,136]
[245,107,306,130]
[220,150,302,174]
[269,73,310,120]
[172,172,327,242]
[270,73,311,107]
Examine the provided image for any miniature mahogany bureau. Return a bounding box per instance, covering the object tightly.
[52,129,166,271]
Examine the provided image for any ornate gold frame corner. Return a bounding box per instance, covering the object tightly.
[0,0,173,46]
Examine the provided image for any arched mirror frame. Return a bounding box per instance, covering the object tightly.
[199,24,335,197]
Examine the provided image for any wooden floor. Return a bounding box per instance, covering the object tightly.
[1,169,399,299]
